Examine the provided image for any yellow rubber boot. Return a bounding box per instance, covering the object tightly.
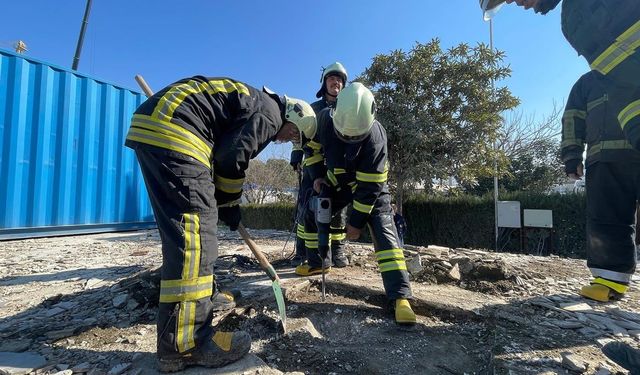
[580,278,627,302]
[395,299,416,325]
[295,263,331,276]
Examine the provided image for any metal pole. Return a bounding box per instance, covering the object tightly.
[490,19,499,252]
[72,0,93,70]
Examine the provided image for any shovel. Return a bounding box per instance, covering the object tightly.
[134,74,287,333]
[237,223,287,333]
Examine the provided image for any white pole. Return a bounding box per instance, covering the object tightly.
[490,19,499,252]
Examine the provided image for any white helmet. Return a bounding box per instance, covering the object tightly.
[332,82,376,143]
[316,62,348,98]
[284,96,317,140]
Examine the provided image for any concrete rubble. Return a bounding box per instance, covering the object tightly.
[0,229,638,374]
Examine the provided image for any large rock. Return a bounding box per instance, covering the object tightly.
[0,352,47,375]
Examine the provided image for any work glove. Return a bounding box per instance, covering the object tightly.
[218,205,241,231]
[564,159,583,178]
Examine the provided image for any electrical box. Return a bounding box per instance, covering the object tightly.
[523,209,553,228]
[497,201,521,228]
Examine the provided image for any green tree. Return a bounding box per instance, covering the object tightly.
[244,158,297,204]
[358,39,519,212]
[467,108,566,194]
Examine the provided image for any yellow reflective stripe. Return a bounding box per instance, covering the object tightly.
[126,128,211,168]
[376,248,405,261]
[561,138,584,148]
[215,174,244,194]
[587,95,608,111]
[182,214,201,280]
[563,109,586,120]
[356,170,387,183]
[327,170,338,186]
[305,241,318,248]
[298,232,317,240]
[351,183,357,193]
[303,232,318,240]
[619,100,640,130]
[330,233,346,241]
[587,140,635,158]
[307,140,322,151]
[334,168,346,175]
[177,301,196,353]
[590,20,640,75]
[303,153,324,166]
[153,79,250,121]
[159,274,214,303]
[353,200,374,214]
[132,114,211,157]
[593,277,629,294]
[379,260,407,273]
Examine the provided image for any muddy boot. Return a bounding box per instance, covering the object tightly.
[331,246,349,268]
[580,278,627,302]
[157,331,251,372]
[602,342,640,374]
[394,299,416,325]
[295,263,331,276]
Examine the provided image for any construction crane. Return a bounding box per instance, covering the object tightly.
[0,40,28,54]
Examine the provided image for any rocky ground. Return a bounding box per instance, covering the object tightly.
[0,229,639,375]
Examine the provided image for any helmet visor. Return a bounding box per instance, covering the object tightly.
[333,125,369,144]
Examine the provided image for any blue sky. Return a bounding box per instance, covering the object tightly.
[1,0,588,159]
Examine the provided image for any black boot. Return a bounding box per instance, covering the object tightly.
[331,244,349,268]
[158,331,251,372]
[602,342,640,374]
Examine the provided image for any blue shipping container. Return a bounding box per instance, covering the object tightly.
[0,48,155,239]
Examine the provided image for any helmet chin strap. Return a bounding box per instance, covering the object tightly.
[325,91,338,99]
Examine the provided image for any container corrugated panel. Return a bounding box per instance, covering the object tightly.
[0,48,155,239]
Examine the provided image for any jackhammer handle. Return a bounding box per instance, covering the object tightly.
[238,223,279,282]
[135,75,154,97]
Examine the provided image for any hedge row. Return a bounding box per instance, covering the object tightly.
[240,192,588,258]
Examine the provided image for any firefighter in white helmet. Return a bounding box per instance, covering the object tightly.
[302,82,416,325]
[125,76,314,372]
[291,62,350,270]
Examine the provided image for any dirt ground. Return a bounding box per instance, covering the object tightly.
[0,229,639,375]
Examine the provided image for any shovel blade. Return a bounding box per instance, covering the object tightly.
[271,280,287,333]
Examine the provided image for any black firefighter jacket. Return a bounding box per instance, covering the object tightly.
[125,76,284,206]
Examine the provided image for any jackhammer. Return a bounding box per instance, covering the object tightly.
[312,184,332,301]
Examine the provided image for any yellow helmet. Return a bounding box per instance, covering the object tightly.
[316,62,348,98]
[332,83,376,143]
[284,96,317,140]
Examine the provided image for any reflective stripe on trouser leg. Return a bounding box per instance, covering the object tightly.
[133,148,217,356]
[366,194,412,300]
[330,206,348,251]
[585,162,638,285]
[304,202,324,268]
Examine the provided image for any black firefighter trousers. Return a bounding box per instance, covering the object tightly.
[586,161,640,285]
[295,167,347,261]
[135,147,218,357]
[304,192,412,300]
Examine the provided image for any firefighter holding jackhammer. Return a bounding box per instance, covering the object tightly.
[501,0,640,302]
[124,76,316,372]
[301,83,416,325]
[291,62,350,270]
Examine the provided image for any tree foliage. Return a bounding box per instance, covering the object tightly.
[357,39,519,211]
[467,107,566,194]
[244,158,297,204]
